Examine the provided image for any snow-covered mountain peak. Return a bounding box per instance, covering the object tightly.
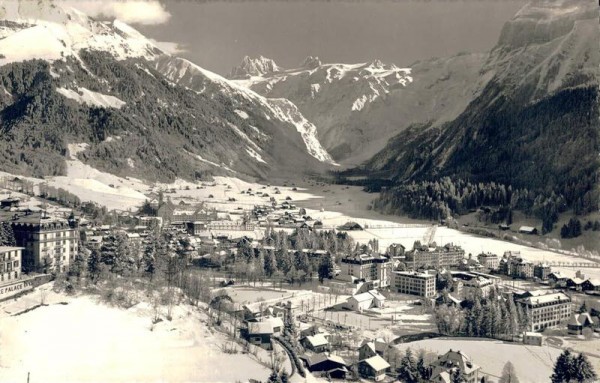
[229,55,282,79]
[300,56,322,69]
[0,0,163,66]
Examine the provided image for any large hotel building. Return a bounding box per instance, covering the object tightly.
[10,214,78,273]
[339,253,392,287]
[392,271,436,298]
[405,243,465,270]
[516,292,572,332]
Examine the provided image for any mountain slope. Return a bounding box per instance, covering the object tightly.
[231,53,489,165]
[364,0,599,213]
[0,0,335,182]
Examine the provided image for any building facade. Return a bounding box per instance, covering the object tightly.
[533,264,552,280]
[11,214,78,273]
[516,292,572,332]
[477,252,499,270]
[392,271,436,298]
[339,254,392,287]
[405,243,465,270]
[0,246,23,284]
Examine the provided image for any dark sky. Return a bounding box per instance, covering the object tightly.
[137,0,528,76]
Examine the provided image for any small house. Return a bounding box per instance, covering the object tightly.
[246,322,275,350]
[582,279,600,292]
[519,226,538,235]
[523,332,543,346]
[566,277,586,291]
[357,355,390,381]
[346,292,374,312]
[301,333,329,353]
[567,313,597,335]
[303,354,348,378]
[358,338,388,360]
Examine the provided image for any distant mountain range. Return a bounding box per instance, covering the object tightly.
[0,0,597,219]
[229,53,488,165]
[0,0,335,182]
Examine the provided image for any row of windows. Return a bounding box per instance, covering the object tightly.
[0,271,19,282]
[0,261,19,272]
[0,251,20,261]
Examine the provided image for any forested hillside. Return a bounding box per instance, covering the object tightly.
[356,0,599,231]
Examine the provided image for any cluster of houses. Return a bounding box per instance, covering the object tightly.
[238,300,485,382]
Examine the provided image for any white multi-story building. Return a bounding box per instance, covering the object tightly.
[392,271,436,298]
[517,292,572,332]
[477,252,499,270]
[339,253,391,287]
[11,214,78,274]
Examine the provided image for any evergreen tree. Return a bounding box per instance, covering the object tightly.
[279,370,289,383]
[0,222,16,246]
[573,353,597,383]
[416,350,431,381]
[499,361,520,383]
[317,252,335,283]
[264,249,278,277]
[69,248,88,279]
[398,348,418,383]
[87,248,101,283]
[551,350,574,383]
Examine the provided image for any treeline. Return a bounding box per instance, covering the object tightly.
[224,228,354,285]
[355,78,600,231]
[434,286,530,339]
[70,229,213,317]
[372,176,580,234]
[38,183,82,208]
[561,218,600,239]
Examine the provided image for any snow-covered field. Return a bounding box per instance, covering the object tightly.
[394,338,565,383]
[0,287,272,383]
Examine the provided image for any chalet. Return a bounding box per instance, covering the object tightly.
[346,292,375,312]
[518,226,538,235]
[430,349,481,383]
[548,272,569,287]
[245,322,274,350]
[0,197,20,209]
[345,290,386,311]
[337,221,363,231]
[582,279,600,292]
[435,293,463,307]
[303,354,348,378]
[301,333,329,353]
[358,338,387,360]
[357,355,390,381]
[567,313,597,335]
[566,277,586,291]
[243,317,284,350]
[263,304,286,319]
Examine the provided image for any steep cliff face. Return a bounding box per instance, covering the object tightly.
[231,53,488,165]
[364,0,599,210]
